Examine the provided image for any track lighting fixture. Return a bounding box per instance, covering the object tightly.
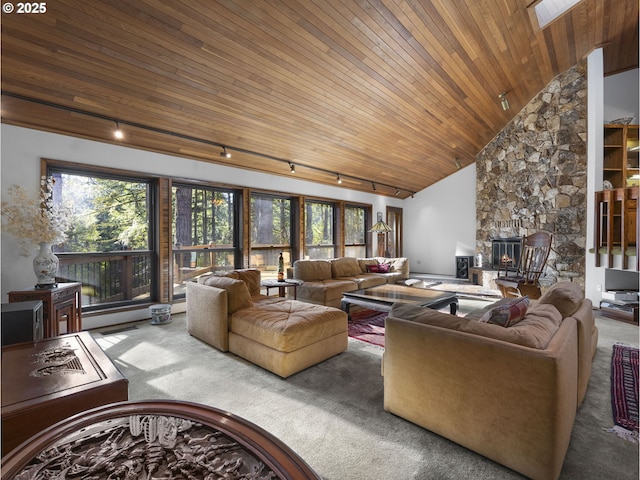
[498,92,510,111]
[336,173,342,184]
[395,188,400,196]
[220,146,231,158]
[289,163,295,174]
[454,158,462,169]
[371,182,376,191]
[114,121,123,140]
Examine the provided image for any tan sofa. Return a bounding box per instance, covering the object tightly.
[382,282,597,480]
[186,269,348,378]
[287,256,410,307]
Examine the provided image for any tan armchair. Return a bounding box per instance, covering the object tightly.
[495,231,552,299]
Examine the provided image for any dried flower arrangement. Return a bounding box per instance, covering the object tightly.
[2,176,71,256]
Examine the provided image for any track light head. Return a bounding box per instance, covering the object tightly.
[114,121,124,140]
[220,147,231,158]
[289,163,295,174]
[395,188,400,196]
[337,173,342,184]
[498,92,510,111]
[371,182,376,191]
[454,157,462,169]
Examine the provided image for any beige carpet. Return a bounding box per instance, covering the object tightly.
[92,304,639,480]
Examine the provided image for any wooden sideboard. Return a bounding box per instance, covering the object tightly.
[1,331,128,455]
[8,282,82,338]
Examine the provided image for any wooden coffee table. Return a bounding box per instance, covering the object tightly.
[341,284,458,317]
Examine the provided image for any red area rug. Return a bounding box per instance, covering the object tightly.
[610,343,639,442]
[348,309,387,348]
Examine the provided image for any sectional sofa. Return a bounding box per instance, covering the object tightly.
[382,282,597,480]
[286,256,410,307]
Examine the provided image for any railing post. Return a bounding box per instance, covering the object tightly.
[122,255,133,300]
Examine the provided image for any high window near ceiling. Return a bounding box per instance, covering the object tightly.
[49,168,157,310]
[250,193,296,278]
[172,184,240,297]
[305,200,336,259]
[344,205,368,258]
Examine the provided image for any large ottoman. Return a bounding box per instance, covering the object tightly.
[230,299,348,378]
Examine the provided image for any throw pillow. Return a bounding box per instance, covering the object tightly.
[331,257,362,277]
[479,296,530,327]
[536,281,583,318]
[366,263,391,273]
[200,276,253,313]
[220,269,261,296]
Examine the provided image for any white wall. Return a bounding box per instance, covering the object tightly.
[402,164,476,275]
[0,125,402,328]
[604,68,639,123]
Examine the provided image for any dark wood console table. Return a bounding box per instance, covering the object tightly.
[8,282,82,338]
[1,400,320,480]
[1,331,128,455]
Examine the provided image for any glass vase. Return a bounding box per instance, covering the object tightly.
[33,242,59,288]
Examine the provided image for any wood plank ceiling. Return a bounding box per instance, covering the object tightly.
[1,0,637,198]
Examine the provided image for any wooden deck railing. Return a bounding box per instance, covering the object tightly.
[57,252,152,306]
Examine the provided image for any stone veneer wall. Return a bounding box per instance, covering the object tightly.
[476,60,587,287]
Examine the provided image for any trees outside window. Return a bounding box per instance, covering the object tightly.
[250,193,294,278]
[50,170,155,309]
[345,205,367,258]
[172,184,238,296]
[305,200,336,259]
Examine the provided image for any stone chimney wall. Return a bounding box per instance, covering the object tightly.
[476,60,588,287]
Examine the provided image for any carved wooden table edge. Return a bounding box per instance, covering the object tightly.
[1,400,320,480]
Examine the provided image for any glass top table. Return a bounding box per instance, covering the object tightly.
[341,284,458,316]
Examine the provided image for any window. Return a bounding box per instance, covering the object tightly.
[528,0,581,30]
[49,169,156,310]
[305,200,336,259]
[172,184,239,296]
[345,205,368,258]
[250,193,294,279]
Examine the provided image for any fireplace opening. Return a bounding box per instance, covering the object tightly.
[492,237,523,270]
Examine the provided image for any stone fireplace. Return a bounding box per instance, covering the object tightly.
[475,60,588,287]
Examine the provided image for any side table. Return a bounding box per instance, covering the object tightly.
[261,279,303,300]
[8,282,82,338]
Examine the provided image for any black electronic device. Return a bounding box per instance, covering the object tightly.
[455,256,475,279]
[2,300,44,346]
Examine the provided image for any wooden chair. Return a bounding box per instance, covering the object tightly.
[495,232,552,299]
